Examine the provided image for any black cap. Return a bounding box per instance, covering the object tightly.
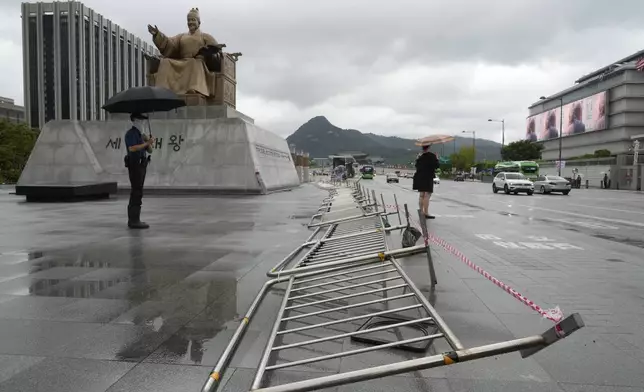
[130,113,149,121]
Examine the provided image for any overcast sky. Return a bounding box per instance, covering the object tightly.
[2,0,644,143]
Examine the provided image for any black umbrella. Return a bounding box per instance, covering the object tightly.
[102,86,185,114]
[102,86,186,142]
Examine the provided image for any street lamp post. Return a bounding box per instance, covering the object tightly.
[540,96,564,176]
[488,118,505,156]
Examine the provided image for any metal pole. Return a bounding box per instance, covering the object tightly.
[501,120,505,148]
[472,131,476,164]
[558,98,563,176]
[201,276,287,392]
[252,277,295,389]
[380,194,387,214]
[269,227,322,274]
[417,209,437,287]
[393,194,402,225]
[267,244,427,277]
[251,336,547,392]
[371,190,378,212]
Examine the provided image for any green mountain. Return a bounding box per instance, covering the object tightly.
[286,116,502,164]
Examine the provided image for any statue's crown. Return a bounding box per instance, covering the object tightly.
[188,7,200,18]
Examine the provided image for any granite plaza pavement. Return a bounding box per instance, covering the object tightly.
[0,179,643,392]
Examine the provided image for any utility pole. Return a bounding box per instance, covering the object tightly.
[558,98,563,176]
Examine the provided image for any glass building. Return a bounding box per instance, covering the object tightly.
[21,1,158,128]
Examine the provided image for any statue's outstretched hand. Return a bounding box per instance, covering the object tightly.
[147,24,158,35]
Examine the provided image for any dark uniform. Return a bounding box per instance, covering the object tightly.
[124,118,150,229]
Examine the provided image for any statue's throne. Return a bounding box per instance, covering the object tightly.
[145,47,242,108]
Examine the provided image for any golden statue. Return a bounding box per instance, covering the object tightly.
[147,8,223,97]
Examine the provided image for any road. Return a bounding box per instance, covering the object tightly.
[356,174,644,391]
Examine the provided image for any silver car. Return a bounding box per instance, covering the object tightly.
[534,175,572,195]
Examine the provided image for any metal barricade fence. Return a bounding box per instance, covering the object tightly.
[201,181,584,392]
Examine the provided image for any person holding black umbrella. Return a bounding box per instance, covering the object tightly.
[102,85,186,228]
[125,113,155,229]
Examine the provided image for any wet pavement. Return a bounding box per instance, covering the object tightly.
[0,185,327,392]
[1,178,643,392]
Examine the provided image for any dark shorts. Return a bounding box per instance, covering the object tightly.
[413,178,434,193]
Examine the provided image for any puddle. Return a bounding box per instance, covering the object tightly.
[592,233,644,249]
[436,197,484,210]
[606,258,626,263]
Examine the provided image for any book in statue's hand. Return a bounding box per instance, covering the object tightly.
[196,44,226,58]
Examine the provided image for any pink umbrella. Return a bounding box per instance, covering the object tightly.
[415,134,455,146]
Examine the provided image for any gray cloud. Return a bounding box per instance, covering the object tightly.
[1,0,644,143]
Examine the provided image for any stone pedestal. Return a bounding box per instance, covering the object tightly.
[18,108,299,195]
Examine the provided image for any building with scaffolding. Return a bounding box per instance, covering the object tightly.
[21,1,157,128]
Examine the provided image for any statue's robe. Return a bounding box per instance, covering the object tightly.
[152,29,218,97]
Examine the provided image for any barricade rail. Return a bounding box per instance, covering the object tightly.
[201,181,584,392]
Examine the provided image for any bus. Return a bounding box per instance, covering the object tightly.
[493,161,539,180]
[361,165,375,179]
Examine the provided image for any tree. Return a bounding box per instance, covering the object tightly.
[450,146,475,171]
[0,120,39,184]
[593,149,611,158]
[501,140,543,161]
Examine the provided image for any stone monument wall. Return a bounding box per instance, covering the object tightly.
[18,118,300,194]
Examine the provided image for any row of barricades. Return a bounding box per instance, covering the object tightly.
[200,180,585,392]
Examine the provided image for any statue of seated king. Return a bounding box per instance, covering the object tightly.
[145,7,242,107]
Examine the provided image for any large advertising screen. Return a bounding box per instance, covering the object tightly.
[525,91,607,141]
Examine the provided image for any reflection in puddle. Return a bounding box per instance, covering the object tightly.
[1,242,242,365]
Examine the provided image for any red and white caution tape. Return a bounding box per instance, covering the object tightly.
[409,216,564,324]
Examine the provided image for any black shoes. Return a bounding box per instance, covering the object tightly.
[128,206,150,229]
[128,221,150,229]
[425,215,435,219]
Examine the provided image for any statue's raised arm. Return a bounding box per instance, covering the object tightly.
[148,23,183,59]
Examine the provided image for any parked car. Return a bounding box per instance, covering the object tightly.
[454,174,465,182]
[433,176,440,184]
[386,173,399,183]
[493,172,534,195]
[534,175,572,195]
